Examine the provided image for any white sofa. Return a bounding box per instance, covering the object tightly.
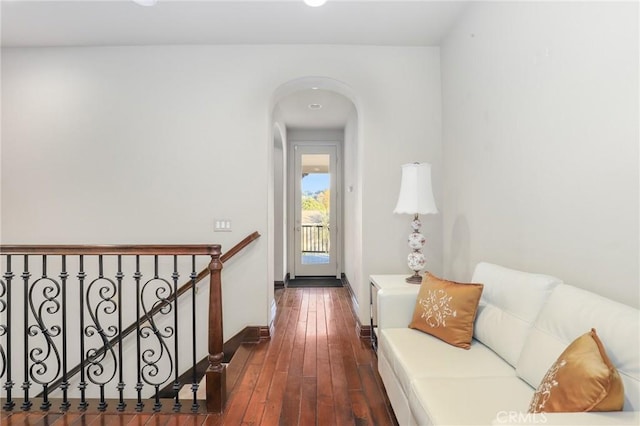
[377,262,640,426]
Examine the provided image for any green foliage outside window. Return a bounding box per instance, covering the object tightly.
[302,196,325,211]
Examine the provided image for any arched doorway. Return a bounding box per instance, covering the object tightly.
[267,77,362,324]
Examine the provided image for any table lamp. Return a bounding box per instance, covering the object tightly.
[393,162,438,283]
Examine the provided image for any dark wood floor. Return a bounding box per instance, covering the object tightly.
[1,287,398,425]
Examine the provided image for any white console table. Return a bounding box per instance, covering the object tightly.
[369,274,418,351]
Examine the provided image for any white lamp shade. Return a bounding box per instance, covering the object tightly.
[393,163,438,215]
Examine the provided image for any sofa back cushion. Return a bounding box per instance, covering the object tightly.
[471,262,561,366]
[516,284,640,411]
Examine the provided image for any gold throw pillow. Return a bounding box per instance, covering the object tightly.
[529,329,624,413]
[408,272,484,349]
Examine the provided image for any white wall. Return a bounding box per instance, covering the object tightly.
[441,1,639,307]
[272,119,286,284]
[343,108,362,310]
[1,44,443,333]
[361,47,444,325]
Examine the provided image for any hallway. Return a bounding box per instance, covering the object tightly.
[1,287,398,425]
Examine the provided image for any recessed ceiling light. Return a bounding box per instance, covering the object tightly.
[133,0,157,6]
[308,103,323,110]
[311,87,319,90]
[304,0,327,7]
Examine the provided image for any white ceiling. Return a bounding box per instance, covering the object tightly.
[277,89,355,129]
[1,0,468,129]
[1,0,468,47]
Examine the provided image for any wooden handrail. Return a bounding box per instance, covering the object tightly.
[28,231,261,402]
[0,232,259,259]
[219,232,260,263]
[0,245,220,255]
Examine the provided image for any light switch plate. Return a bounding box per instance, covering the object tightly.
[214,219,232,232]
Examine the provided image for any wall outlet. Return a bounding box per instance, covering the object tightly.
[214,219,232,232]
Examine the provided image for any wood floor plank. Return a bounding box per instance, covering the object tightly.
[329,344,355,426]
[298,376,316,426]
[275,290,304,374]
[277,289,307,425]
[242,360,276,421]
[92,413,136,426]
[342,344,363,392]
[316,290,336,426]
[240,403,265,426]
[302,309,317,378]
[331,289,364,392]
[157,414,198,426]
[307,287,317,313]
[257,371,287,425]
[2,413,47,426]
[124,414,151,426]
[284,313,306,378]
[223,359,263,425]
[139,414,170,426]
[200,414,222,426]
[72,413,102,426]
[357,365,395,426]
[278,373,301,426]
[50,412,83,426]
[324,289,340,346]
[316,288,328,341]
[317,400,336,426]
[349,390,374,426]
[242,290,299,425]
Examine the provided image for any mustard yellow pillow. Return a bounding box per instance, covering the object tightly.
[529,329,624,413]
[408,272,484,349]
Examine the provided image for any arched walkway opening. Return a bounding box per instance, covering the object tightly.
[267,77,363,326]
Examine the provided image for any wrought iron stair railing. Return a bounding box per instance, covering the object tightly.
[36,232,260,400]
[0,232,260,414]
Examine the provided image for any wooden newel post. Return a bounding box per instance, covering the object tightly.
[206,245,226,413]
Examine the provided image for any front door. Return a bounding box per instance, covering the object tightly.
[293,144,339,277]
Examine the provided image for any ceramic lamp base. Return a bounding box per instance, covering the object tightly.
[405,214,426,284]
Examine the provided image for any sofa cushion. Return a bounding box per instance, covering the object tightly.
[529,329,624,413]
[471,262,561,366]
[408,376,534,426]
[379,328,516,397]
[409,272,484,349]
[517,284,640,411]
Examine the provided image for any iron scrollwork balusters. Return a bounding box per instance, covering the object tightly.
[59,255,70,411]
[116,255,126,412]
[171,256,181,413]
[21,255,32,411]
[190,255,200,413]
[27,255,62,411]
[134,255,144,412]
[0,241,241,414]
[140,255,174,412]
[1,255,13,411]
[0,271,6,380]
[78,255,88,411]
[85,255,118,412]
